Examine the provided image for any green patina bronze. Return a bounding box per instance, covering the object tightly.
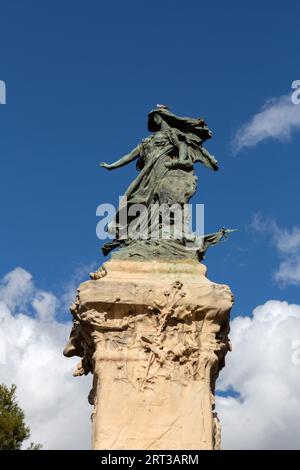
[100,106,234,260]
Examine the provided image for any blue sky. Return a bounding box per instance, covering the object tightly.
[1,0,300,319]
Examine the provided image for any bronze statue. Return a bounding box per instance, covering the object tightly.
[100,106,233,259]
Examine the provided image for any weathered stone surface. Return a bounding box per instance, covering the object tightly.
[64,259,233,450]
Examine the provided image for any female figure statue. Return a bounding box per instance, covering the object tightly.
[100,106,218,257]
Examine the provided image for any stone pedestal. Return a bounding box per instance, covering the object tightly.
[64,259,233,450]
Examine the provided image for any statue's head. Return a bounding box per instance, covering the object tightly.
[147,106,212,141]
[148,108,169,132]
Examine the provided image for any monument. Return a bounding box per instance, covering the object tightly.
[64,106,234,450]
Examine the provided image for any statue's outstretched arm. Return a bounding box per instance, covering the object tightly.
[100,145,140,170]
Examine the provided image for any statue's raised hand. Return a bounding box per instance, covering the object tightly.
[100,162,113,170]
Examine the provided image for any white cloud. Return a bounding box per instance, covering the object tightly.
[251,214,300,286]
[0,267,91,450]
[275,258,300,286]
[217,299,300,449]
[233,94,300,153]
[0,268,33,310]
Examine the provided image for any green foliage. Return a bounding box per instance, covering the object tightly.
[0,384,41,450]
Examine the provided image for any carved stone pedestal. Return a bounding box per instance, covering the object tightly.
[64,259,233,450]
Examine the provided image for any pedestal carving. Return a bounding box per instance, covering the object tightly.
[64,259,233,450]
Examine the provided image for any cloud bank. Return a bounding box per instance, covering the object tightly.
[233,94,300,153]
[0,267,91,450]
[1,267,300,449]
[217,300,300,449]
[251,214,300,286]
